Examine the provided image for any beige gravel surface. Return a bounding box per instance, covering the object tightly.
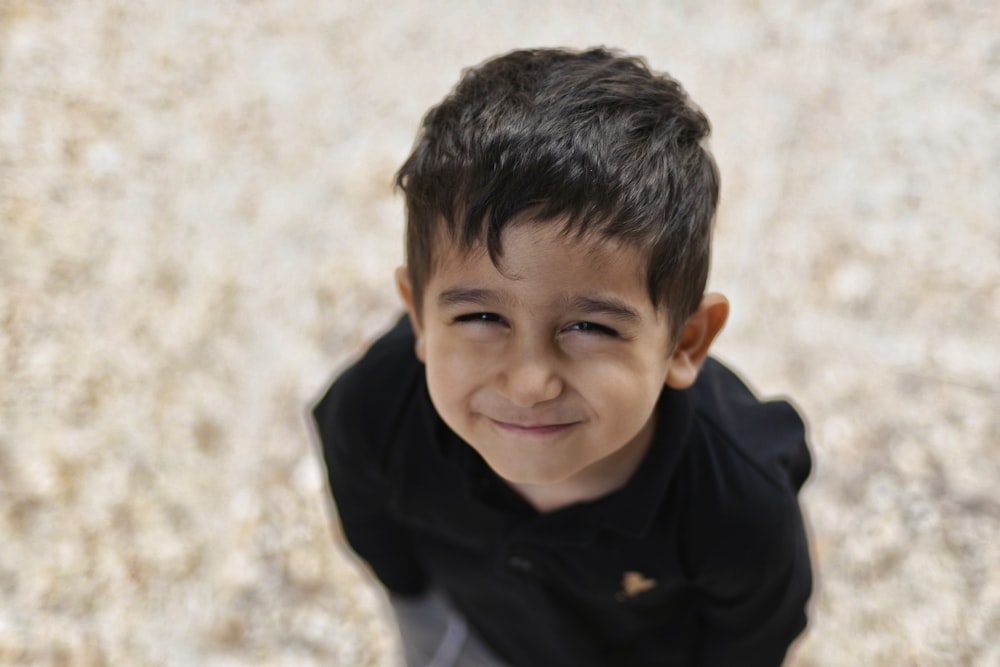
[2,1,998,665]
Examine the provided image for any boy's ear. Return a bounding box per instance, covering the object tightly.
[395,266,426,363]
[665,293,729,389]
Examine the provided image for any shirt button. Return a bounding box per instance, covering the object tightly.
[507,555,535,573]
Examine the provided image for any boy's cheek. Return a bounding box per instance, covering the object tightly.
[426,347,485,385]
[423,341,462,377]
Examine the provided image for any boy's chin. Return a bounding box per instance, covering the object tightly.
[480,456,568,487]
[486,460,581,492]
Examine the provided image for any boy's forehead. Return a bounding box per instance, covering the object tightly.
[427,219,651,294]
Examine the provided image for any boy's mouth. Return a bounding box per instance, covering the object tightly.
[487,418,580,436]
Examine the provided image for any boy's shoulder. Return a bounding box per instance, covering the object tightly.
[312,315,422,462]
[676,358,811,575]
[689,357,811,492]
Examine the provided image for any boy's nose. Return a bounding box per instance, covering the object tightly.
[495,345,563,407]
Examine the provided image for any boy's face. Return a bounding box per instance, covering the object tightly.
[398,222,720,505]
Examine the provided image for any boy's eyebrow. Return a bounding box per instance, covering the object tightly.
[568,295,642,323]
[437,287,512,308]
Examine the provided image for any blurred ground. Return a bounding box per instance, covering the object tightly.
[1,1,998,665]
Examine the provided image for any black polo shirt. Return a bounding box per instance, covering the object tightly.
[313,317,812,666]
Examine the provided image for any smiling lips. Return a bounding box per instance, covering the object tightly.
[488,418,580,436]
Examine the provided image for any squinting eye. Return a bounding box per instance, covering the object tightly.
[455,312,505,325]
[567,321,619,337]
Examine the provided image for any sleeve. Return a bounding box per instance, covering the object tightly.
[694,489,812,667]
[312,353,430,597]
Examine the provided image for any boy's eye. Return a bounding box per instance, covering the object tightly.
[566,321,619,337]
[454,312,505,325]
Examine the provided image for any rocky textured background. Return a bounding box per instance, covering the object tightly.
[2,1,997,665]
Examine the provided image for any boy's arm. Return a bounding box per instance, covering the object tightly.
[695,494,812,667]
[313,367,429,597]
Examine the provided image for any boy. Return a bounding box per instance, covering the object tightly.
[313,47,812,666]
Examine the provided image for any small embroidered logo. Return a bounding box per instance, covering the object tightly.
[616,570,657,600]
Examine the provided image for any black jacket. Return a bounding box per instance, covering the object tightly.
[313,316,812,666]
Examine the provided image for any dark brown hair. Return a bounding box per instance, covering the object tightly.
[396,47,719,338]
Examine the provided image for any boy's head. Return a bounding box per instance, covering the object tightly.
[396,46,720,342]
[393,47,728,508]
